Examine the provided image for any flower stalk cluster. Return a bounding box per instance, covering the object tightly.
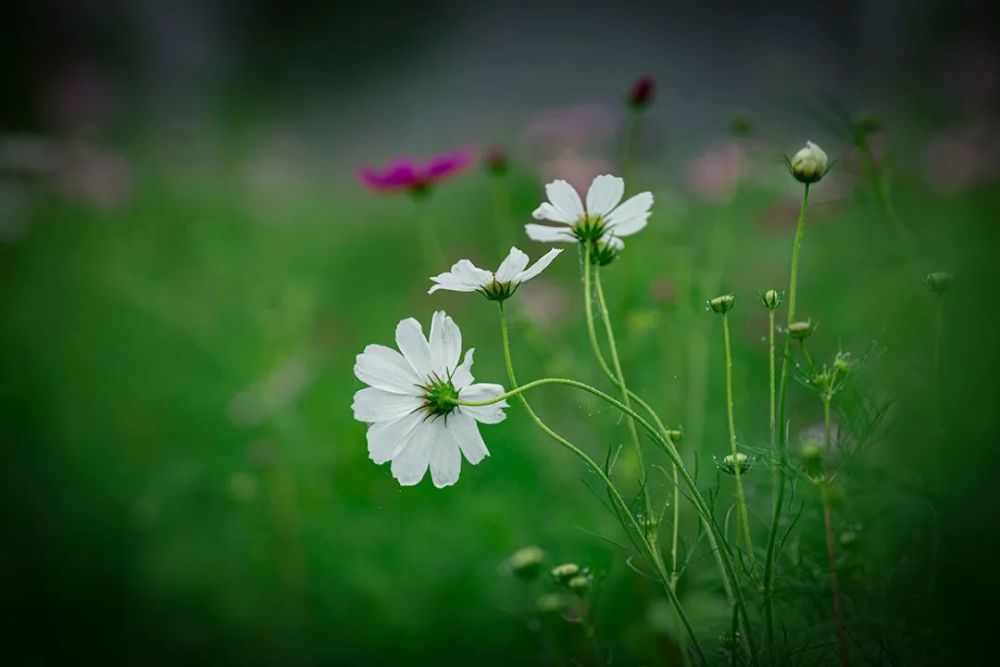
[351,136,861,664]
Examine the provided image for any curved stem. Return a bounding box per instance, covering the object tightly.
[495,302,707,664]
[594,264,651,519]
[722,311,754,562]
[581,254,733,600]
[764,182,810,657]
[456,373,756,658]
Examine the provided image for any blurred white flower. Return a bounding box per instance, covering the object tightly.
[353,312,507,488]
[429,247,562,301]
[526,174,652,251]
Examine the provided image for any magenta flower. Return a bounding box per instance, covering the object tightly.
[358,149,473,193]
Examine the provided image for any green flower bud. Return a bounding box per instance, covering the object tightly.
[800,441,824,478]
[925,271,954,294]
[839,530,859,549]
[787,320,814,341]
[567,574,591,595]
[666,428,683,443]
[589,238,621,266]
[730,114,752,137]
[708,294,735,314]
[788,140,828,184]
[761,289,782,311]
[719,452,752,475]
[507,546,545,580]
[536,592,566,614]
[550,563,580,584]
[832,351,853,377]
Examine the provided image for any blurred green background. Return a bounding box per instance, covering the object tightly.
[2,1,1000,664]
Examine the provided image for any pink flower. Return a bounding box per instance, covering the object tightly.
[358,149,472,193]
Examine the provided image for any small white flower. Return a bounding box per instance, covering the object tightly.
[428,246,563,300]
[352,311,507,488]
[526,174,653,251]
[789,140,829,184]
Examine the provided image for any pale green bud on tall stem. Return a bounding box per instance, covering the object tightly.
[764,181,811,657]
[712,296,755,564]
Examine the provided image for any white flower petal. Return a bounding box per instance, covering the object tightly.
[395,317,434,380]
[452,348,475,389]
[514,248,562,284]
[545,179,585,220]
[391,419,434,486]
[352,387,422,422]
[354,344,422,394]
[495,247,530,283]
[428,274,478,294]
[605,192,653,237]
[525,224,576,244]
[429,420,462,488]
[458,383,508,424]
[531,202,575,224]
[586,174,625,217]
[450,259,493,286]
[367,410,423,464]
[429,311,462,377]
[449,412,490,465]
[428,259,492,294]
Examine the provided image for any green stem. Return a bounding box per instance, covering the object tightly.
[764,182,810,657]
[594,263,651,521]
[722,311,755,563]
[496,302,707,665]
[767,307,777,500]
[933,292,944,436]
[821,397,850,667]
[456,371,756,660]
[580,253,733,601]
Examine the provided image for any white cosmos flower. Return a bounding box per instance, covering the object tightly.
[428,246,563,300]
[352,311,507,488]
[526,174,653,249]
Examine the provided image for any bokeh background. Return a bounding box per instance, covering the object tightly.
[3,0,999,664]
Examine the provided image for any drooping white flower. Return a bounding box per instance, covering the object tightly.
[352,311,507,488]
[525,174,653,250]
[428,247,563,300]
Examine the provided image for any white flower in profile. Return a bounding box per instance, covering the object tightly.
[526,174,653,251]
[428,247,563,300]
[352,311,507,488]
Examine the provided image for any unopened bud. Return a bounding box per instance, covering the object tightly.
[666,429,683,443]
[800,441,823,477]
[720,452,752,475]
[787,320,814,341]
[832,351,853,376]
[925,271,953,294]
[507,546,545,580]
[627,75,654,109]
[761,289,782,311]
[536,592,566,614]
[839,530,859,549]
[788,141,828,184]
[730,114,752,137]
[484,147,508,177]
[567,574,592,595]
[589,238,622,266]
[708,293,735,314]
[551,563,580,584]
